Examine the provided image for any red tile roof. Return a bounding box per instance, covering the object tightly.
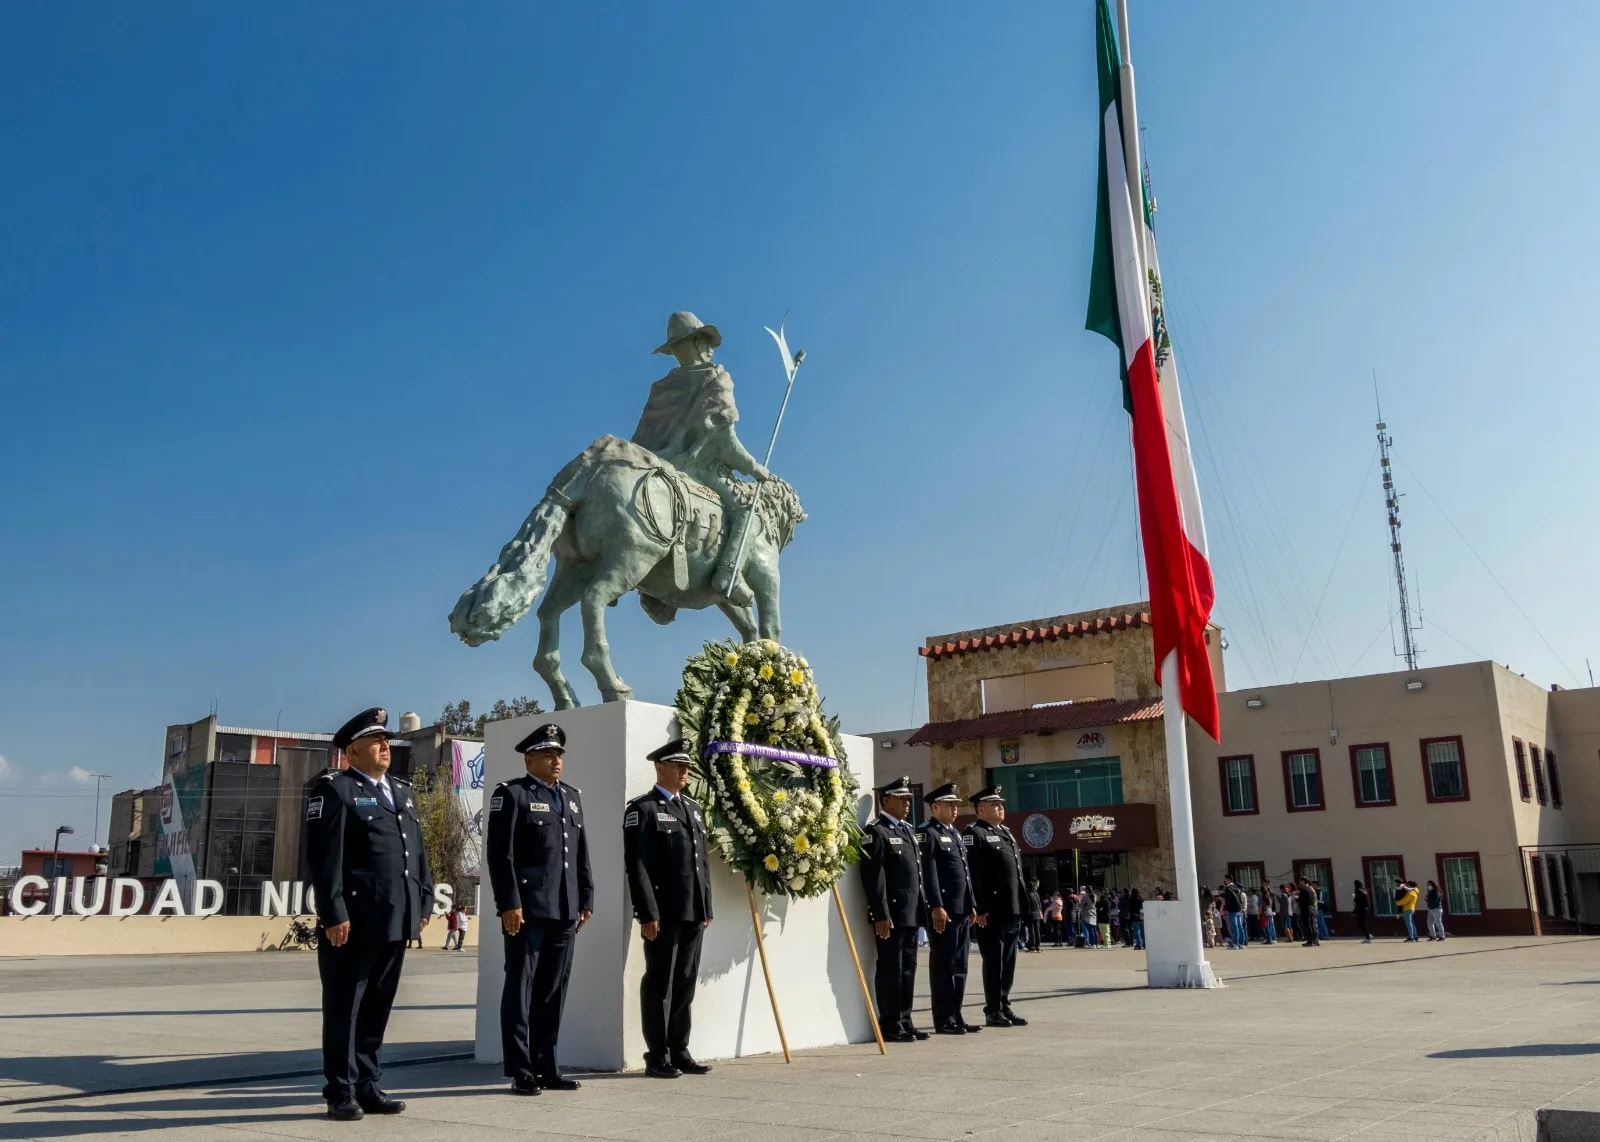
[906,695,1164,746]
[921,612,1151,661]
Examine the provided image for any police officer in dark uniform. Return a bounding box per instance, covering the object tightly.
[305,707,434,1121]
[485,723,594,1095]
[918,782,981,1036]
[624,738,715,1079]
[858,774,926,1042]
[963,785,1029,1028]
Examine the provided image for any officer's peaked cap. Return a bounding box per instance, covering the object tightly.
[514,723,567,755]
[923,782,961,804]
[877,775,913,799]
[969,784,1005,805]
[648,738,695,764]
[332,707,389,751]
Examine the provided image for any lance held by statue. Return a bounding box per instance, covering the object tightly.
[449,312,806,710]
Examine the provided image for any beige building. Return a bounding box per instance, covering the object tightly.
[900,600,1598,934]
[1189,660,1600,935]
[907,603,1224,893]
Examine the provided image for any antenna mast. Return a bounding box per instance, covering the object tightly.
[1375,379,1421,671]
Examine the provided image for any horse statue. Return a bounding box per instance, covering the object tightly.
[449,309,808,709]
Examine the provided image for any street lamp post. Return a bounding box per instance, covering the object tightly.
[51,825,75,880]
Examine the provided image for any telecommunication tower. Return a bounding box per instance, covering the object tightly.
[1376,409,1422,671]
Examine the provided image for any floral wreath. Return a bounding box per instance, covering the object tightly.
[674,639,862,898]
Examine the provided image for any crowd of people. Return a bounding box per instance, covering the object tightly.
[1020,882,1158,950]
[1005,872,1455,954]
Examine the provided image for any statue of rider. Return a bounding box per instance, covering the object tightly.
[631,311,769,607]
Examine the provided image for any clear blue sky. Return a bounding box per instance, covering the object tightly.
[4,2,1598,856]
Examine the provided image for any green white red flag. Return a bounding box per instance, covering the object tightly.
[1085,0,1219,740]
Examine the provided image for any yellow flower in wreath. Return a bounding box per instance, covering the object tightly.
[772,790,788,802]
[793,835,810,854]
[790,669,806,685]
[763,854,780,872]
[745,712,759,725]
[759,663,774,680]
[725,652,740,667]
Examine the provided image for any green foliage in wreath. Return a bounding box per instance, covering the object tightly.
[674,639,862,898]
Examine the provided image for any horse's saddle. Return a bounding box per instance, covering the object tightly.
[548,434,730,600]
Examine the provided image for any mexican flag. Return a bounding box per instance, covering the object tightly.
[1084,0,1219,740]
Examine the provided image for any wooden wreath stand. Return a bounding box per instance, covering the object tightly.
[744,881,887,1063]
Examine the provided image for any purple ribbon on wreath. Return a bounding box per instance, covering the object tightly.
[702,740,839,770]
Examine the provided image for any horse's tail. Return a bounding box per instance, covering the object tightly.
[448,492,570,647]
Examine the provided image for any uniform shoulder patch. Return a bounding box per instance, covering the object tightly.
[623,810,640,827]
[490,794,505,811]
[961,834,974,846]
[306,796,324,820]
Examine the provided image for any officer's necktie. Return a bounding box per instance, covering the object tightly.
[375,778,394,811]
[550,785,564,817]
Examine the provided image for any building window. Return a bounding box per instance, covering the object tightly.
[1227,862,1266,893]
[1529,744,1548,805]
[1282,750,1324,812]
[1348,744,1395,807]
[39,857,73,879]
[1512,739,1531,802]
[994,758,1123,811]
[1562,855,1578,917]
[216,732,253,764]
[1219,756,1258,816]
[1293,859,1335,911]
[1529,854,1548,915]
[906,784,925,825]
[1546,750,1563,809]
[1364,857,1405,917]
[1545,854,1568,919]
[1420,736,1470,802]
[1437,853,1484,916]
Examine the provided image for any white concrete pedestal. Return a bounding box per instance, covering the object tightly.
[1142,900,1222,988]
[473,700,879,1071]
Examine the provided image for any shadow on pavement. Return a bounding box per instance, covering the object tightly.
[1430,1044,1600,1059]
[0,1041,471,1107]
[0,1004,471,1020]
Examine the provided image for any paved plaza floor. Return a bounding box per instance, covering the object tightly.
[3,936,1600,1140]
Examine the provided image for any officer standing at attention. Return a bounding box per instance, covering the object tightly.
[624,738,715,1079]
[305,707,434,1121]
[858,774,927,1042]
[918,782,982,1036]
[963,785,1029,1029]
[485,723,594,1095]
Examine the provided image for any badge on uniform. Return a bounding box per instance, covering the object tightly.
[888,836,904,846]
[529,802,551,813]
[986,835,1002,844]
[656,811,675,822]
[306,796,323,820]
[623,810,640,827]
[939,836,952,846]
[355,796,378,806]
[490,795,504,811]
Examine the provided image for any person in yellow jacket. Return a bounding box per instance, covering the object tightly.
[1394,880,1421,942]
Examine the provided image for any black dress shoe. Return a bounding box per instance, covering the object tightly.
[1002,1010,1029,1027]
[510,1075,541,1095]
[907,1027,931,1041]
[961,1022,984,1033]
[326,1098,365,1121]
[934,1020,966,1035]
[884,1029,917,1042]
[645,1059,682,1079]
[672,1057,712,1075]
[358,1092,406,1114]
[985,1013,1014,1028]
[538,1073,581,1091]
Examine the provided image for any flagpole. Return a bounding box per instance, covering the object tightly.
[1117,0,1217,989]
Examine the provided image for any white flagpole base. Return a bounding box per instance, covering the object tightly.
[1142,651,1224,990]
